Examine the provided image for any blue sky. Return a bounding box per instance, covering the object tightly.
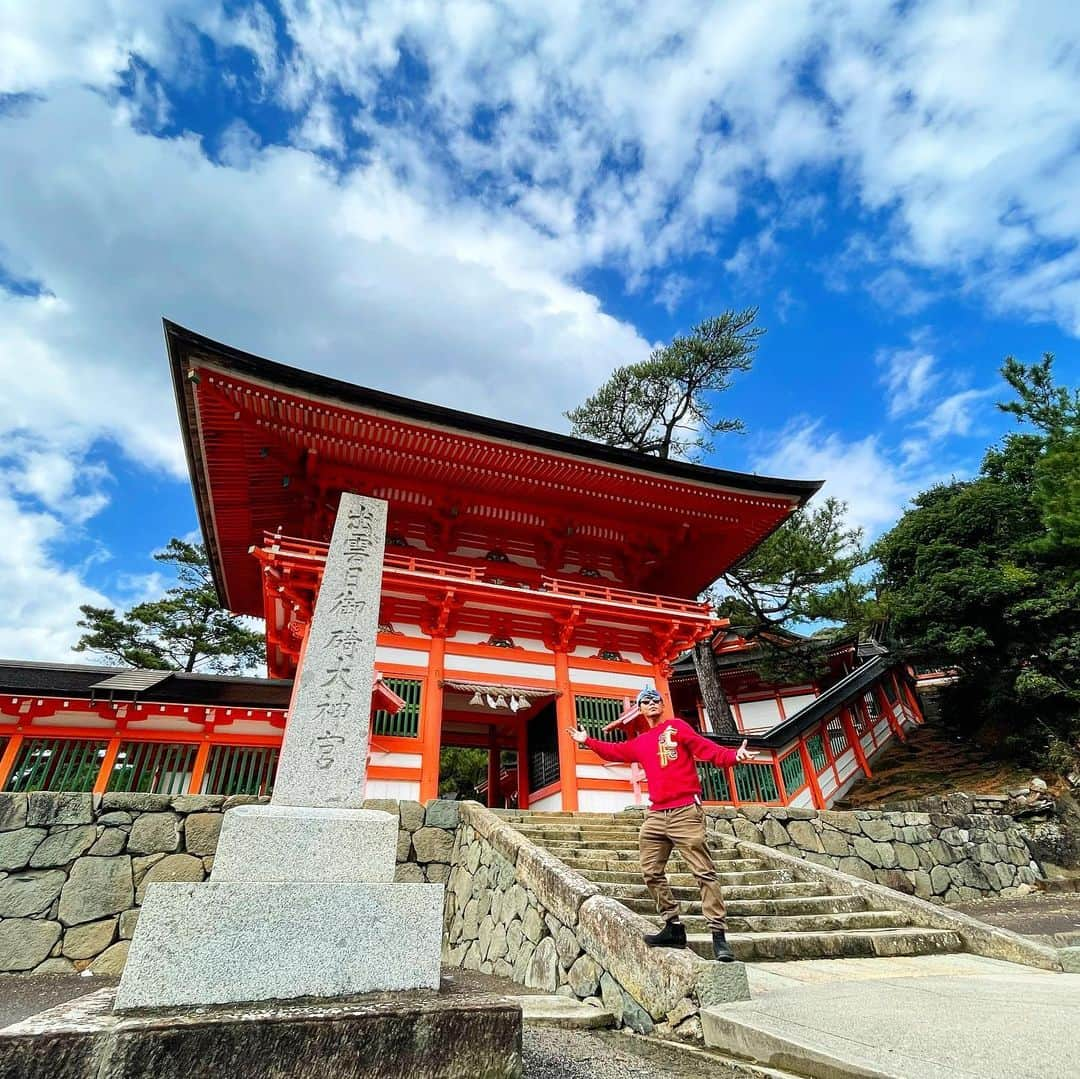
[1,1,1078,662]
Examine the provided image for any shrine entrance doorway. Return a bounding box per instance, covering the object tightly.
[435,682,561,810]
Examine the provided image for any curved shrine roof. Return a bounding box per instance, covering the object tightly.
[166,320,823,614]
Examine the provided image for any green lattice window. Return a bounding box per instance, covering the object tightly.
[574,696,627,743]
[806,734,828,773]
[374,678,421,738]
[201,745,279,796]
[882,677,898,703]
[697,762,730,801]
[779,749,805,794]
[733,762,779,803]
[106,741,198,794]
[4,738,108,792]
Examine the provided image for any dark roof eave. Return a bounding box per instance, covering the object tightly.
[704,655,896,748]
[0,660,292,708]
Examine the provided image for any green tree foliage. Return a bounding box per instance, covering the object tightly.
[874,355,1080,768]
[73,539,264,674]
[713,497,875,684]
[565,307,762,460]
[438,747,489,800]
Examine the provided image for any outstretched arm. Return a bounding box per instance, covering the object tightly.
[678,722,762,769]
[567,727,637,764]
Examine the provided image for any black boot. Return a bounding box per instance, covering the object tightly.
[712,930,735,962]
[644,920,687,949]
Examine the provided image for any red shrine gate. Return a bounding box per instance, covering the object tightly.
[0,322,923,809]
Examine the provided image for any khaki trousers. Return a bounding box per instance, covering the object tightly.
[639,803,727,931]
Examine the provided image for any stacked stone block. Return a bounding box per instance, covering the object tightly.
[706,806,1042,904]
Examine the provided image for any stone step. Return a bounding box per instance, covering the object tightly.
[618,894,868,918]
[512,836,654,851]
[497,812,643,823]
[687,927,964,962]
[536,846,750,866]
[512,825,646,838]
[556,855,764,875]
[518,830,743,852]
[661,910,913,934]
[599,880,830,903]
[510,995,615,1029]
[581,868,789,887]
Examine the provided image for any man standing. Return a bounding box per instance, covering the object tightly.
[568,687,760,962]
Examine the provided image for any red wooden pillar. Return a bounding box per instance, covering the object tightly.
[840,707,872,778]
[725,764,739,806]
[797,738,825,809]
[516,718,530,811]
[188,740,212,795]
[92,737,122,796]
[875,684,907,742]
[899,671,924,723]
[553,651,578,811]
[654,664,674,719]
[419,635,446,803]
[0,734,23,791]
[487,725,500,809]
[769,752,785,805]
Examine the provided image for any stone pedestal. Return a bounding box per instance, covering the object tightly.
[115,880,442,1010]
[117,803,442,1010]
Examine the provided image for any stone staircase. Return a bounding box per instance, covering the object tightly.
[499,811,965,963]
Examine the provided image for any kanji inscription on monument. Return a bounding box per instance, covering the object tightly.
[271,492,386,809]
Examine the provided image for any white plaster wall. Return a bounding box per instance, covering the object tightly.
[367,752,423,769]
[444,655,556,679]
[365,779,420,800]
[780,693,816,717]
[528,792,563,811]
[833,749,857,779]
[788,789,815,808]
[376,644,431,667]
[28,712,115,730]
[819,770,838,796]
[736,698,781,731]
[578,789,639,812]
[575,764,634,781]
[209,719,281,737]
[568,667,650,690]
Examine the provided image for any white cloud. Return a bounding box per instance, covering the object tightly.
[877,343,940,418]
[751,418,962,541]
[0,462,113,662]
[921,387,996,441]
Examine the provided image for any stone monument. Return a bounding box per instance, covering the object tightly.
[115,493,443,1009]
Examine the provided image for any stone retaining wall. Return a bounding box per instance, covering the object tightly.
[444,802,747,1041]
[707,806,1043,905]
[0,792,456,976]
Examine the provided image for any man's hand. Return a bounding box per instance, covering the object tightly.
[735,739,763,763]
[567,727,588,745]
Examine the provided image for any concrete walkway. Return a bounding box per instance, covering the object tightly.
[703,955,1080,1078]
